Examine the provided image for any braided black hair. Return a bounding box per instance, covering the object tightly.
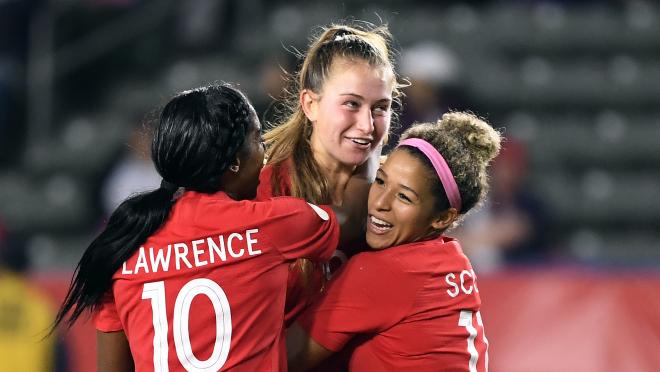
[153,85,252,193]
[53,84,254,330]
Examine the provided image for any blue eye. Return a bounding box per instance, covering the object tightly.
[372,105,389,116]
[345,101,359,109]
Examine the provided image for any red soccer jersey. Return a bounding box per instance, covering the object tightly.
[94,190,339,372]
[297,236,489,372]
[257,161,332,327]
[256,161,292,201]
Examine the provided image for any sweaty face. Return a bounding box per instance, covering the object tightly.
[366,149,441,250]
[307,58,394,171]
[228,106,265,200]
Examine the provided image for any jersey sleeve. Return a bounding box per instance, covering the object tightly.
[93,290,123,332]
[261,197,339,262]
[296,252,419,352]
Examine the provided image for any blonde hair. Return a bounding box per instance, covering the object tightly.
[400,111,502,216]
[264,22,402,203]
[263,22,403,289]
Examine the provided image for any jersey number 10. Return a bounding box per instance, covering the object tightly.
[142,279,233,372]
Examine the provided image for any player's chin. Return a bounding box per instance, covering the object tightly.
[366,233,390,250]
[341,153,370,168]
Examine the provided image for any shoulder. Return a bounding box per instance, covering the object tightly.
[254,196,329,219]
[363,237,473,278]
[349,249,396,268]
[339,250,408,284]
[434,236,474,272]
[257,161,292,199]
[246,197,336,242]
[177,192,321,228]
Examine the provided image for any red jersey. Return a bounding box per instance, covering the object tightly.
[257,161,333,327]
[297,236,489,372]
[256,161,292,201]
[94,190,339,372]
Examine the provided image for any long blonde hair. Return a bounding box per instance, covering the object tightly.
[264,22,402,204]
[263,22,403,289]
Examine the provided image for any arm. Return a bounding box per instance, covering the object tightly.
[287,322,334,372]
[352,144,383,182]
[97,330,134,372]
[289,254,417,370]
[332,176,370,247]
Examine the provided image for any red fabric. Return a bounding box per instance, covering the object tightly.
[40,269,660,372]
[478,269,660,372]
[257,161,332,327]
[256,161,292,201]
[94,191,338,372]
[298,236,488,372]
[93,291,121,331]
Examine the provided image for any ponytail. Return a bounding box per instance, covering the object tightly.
[265,22,401,203]
[53,83,254,331]
[53,185,175,329]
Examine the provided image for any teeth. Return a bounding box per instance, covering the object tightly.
[351,138,370,145]
[370,215,392,228]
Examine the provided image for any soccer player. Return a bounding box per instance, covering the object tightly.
[53,84,363,371]
[258,22,404,326]
[288,112,502,372]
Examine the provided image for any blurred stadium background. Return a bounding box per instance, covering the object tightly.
[0,0,659,371]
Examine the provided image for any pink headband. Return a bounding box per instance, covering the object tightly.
[397,138,462,211]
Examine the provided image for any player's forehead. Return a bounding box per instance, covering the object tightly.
[242,104,260,132]
[323,58,394,99]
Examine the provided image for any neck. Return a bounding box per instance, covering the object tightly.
[313,152,355,206]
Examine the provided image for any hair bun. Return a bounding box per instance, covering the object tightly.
[439,112,501,164]
[399,111,503,215]
[332,28,354,41]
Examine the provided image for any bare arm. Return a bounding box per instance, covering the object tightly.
[287,322,335,372]
[97,330,134,372]
[352,144,383,182]
[332,176,370,247]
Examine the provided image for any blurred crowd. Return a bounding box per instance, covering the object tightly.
[0,219,68,372]
[1,1,658,266]
[1,0,659,369]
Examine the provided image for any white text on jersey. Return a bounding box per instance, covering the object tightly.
[121,229,262,275]
[445,269,479,298]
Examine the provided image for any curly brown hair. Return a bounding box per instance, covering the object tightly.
[399,111,502,216]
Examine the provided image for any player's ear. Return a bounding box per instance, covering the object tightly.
[300,89,319,122]
[229,157,240,173]
[431,208,458,231]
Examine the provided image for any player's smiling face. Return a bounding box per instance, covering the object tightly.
[305,58,393,171]
[366,149,443,250]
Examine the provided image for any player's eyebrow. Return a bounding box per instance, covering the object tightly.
[399,183,420,198]
[376,168,420,198]
[339,93,392,104]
